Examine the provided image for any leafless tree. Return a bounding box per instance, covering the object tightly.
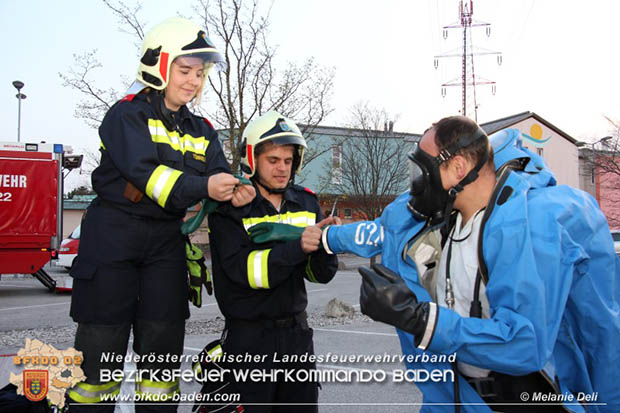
[194,0,334,172]
[58,1,145,128]
[319,102,410,221]
[59,0,334,174]
[582,116,620,227]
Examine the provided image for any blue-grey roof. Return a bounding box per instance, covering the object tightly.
[480,111,577,145]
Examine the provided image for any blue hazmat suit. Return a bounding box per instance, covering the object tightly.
[323,129,620,412]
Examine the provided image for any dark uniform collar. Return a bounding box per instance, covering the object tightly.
[253,181,302,210]
[140,89,192,131]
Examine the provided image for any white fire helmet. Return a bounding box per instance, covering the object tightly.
[128,17,226,94]
[239,111,307,178]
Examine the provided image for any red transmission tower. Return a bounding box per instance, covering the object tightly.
[434,0,502,121]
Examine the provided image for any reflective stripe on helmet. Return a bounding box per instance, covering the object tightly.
[159,52,170,83]
[68,380,121,403]
[247,249,271,289]
[146,165,183,207]
[242,211,316,232]
[138,18,225,90]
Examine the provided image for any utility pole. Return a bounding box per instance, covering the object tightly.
[434,0,501,121]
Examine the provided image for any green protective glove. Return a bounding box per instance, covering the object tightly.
[234,174,252,186]
[248,222,306,244]
[186,241,212,308]
[181,199,218,235]
[181,174,253,235]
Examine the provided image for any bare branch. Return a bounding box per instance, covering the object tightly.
[581,116,620,225]
[195,0,333,172]
[58,50,121,128]
[318,102,408,220]
[62,0,334,171]
[101,0,146,42]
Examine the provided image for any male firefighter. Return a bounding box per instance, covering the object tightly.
[322,117,620,412]
[207,111,339,412]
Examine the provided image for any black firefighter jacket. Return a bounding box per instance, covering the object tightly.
[92,90,230,219]
[208,185,338,321]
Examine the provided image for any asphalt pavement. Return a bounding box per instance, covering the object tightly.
[0,254,423,412]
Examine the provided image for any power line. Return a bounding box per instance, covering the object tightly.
[433,0,502,121]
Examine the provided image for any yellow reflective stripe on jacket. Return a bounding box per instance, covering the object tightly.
[247,249,271,289]
[242,211,316,232]
[135,378,180,401]
[67,380,121,403]
[146,165,183,207]
[99,140,106,150]
[184,134,209,155]
[147,119,209,156]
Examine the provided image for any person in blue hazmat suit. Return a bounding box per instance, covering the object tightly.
[320,115,620,413]
[67,17,254,412]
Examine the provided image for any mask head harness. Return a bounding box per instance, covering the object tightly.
[407,126,488,226]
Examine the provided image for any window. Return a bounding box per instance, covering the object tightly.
[344,208,352,219]
[591,168,595,185]
[536,147,544,157]
[331,144,343,185]
[332,144,342,168]
[331,168,343,185]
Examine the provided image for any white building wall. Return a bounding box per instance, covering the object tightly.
[510,118,580,188]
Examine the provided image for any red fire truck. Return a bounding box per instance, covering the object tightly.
[0,141,81,291]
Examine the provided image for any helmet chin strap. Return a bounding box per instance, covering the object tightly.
[253,173,292,195]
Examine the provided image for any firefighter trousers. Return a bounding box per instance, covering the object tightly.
[218,313,319,413]
[68,320,184,412]
[68,202,189,412]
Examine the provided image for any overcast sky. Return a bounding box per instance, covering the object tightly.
[1,0,619,190]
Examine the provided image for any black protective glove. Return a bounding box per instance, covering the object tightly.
[359,263,430,339]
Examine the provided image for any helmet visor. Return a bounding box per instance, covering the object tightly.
[177,51,227,72]
[265,135,307,149]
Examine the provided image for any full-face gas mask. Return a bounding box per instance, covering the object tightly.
[407,127,488,226]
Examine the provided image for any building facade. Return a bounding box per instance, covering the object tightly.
[480,112,580,188]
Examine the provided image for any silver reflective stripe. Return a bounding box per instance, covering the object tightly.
[322,226,334,254]
[184,137,206,154]
[135,380,180,396]
[152,167,175,201]
[417,302,438,350]
[242,211,316,231]
[248,250,269,289]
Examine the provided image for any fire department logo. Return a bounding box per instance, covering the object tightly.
[279,120,291,132]
[23,370,48,402]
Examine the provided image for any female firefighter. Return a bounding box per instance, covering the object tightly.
[67,17,254,412]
